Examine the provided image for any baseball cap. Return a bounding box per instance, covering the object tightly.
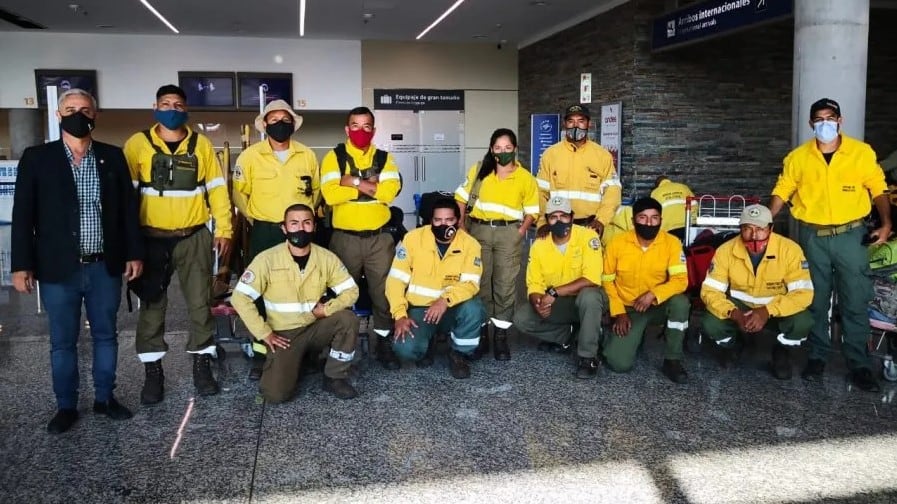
[545,195,572,215]
[564,104,590,120]
[809,98,841,118]
[254,99,303,134]
[740,204,773,227]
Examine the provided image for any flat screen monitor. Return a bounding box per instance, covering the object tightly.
[177,71,236,110]
[34,69,99,108]
[237,72,293,110]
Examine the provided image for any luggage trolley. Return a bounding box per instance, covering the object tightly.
[867,246,897,381]
[682,194,760,352]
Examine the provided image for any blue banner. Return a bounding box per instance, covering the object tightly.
[529,114,560,175]
[652,0,793,52]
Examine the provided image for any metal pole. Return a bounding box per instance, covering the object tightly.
[258,85,267,140]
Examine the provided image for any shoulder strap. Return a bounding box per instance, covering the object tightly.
[466,163,485,214]
[334,143,349,175]
[186,131,198,156]
[142,129,164,154]
[373,149,388,173]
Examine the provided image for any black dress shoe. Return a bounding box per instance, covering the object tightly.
[662,359,689,384]
[849,368,881,392]
[93,397,134,420]
[801,359,826,382]
[47,409,79,434]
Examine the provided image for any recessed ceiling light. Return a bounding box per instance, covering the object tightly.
[471,34,486,39]
[96,24,114,29]
[530,1,549,6]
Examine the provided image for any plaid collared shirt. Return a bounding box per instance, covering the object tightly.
[63,142,103,255]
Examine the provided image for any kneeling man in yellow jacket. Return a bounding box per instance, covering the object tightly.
[231,204,360,402]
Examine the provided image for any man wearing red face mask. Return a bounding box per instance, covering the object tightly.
[321,106,403,369]
[700,204,814,380]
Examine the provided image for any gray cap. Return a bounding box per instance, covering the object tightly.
[545,195,572,215]
[740,204,773,227]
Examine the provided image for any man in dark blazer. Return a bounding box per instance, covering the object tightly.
[11,88,144,434]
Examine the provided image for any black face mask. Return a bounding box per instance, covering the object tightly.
[265,121,294,143]
[634,223,661,241]
[549,221,572,239]
[431,224,457,242]
[285,230,313,248]
[60,112,95,138]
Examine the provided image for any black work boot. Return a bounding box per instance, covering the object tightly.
[801,358,825,382]
[141,360,165,405]
[376,335,400,370]
[193,354,220,396]
[248,354,264,381]
[448,350,471,379]
[662,359,688,384]
[575,357,599,379]
[468,325,490,361]
[493,328,511,361]
[323,377,358,399]
[848,368,881,392]
[771,344,792,380]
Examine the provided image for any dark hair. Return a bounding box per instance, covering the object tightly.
[283,203,315,221]
[654,175,669,189]
[156,84,186,101]
[346,106,375,126]
[477,128,518,181]
[430,197,461,220]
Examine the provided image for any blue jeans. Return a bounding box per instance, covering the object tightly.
[392,298,486,361]
[40,262,122,409]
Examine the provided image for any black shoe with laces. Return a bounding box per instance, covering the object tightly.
[575,357,599,379]
[801,359,826,382]
[248,354,264,381]
[493,329,511,361]
[193,354,220,396]
[848,367,881,392]
[93,397,134,420]
[662,359,689,384]
[47,409,79,434]
[141,360,165,404]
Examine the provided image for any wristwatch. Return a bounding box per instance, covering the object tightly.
[546,287,559,298]
[352,177,361,187]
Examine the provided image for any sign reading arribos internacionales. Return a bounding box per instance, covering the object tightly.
[651,0,793,52]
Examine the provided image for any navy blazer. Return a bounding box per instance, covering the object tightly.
[11,139,143,283]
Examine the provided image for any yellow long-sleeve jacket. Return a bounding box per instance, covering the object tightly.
[700,233,813,320]
[386,226,482,320]
[602,230,688,316]
[123,125,233,238]
[454,162,540,221]
[232,139,320,223]
[536,139,621,225]
[320,141,401,231]
[230,242,359,340]
[526,225,603,296]
[772,134,888,225]
[651,179,696,231]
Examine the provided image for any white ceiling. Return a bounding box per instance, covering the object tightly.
[0,0,628,47]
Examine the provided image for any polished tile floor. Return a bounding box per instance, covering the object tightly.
[1,285,897,504]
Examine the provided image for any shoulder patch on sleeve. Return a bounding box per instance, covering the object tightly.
[801,260,809,269]
[240,269,255,283]
[589,238,600,250]
[396,243,407,260]
[233,165,244,181]
[474,256,482,266]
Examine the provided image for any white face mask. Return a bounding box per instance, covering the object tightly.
[813,120,839,143]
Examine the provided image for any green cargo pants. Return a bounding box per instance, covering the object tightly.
[260,310,359,404]
[797,222,873,370]
[329,230,395,336]
[602,294,690,372]
[513,287,605,359]
[469,222,522,328]
[701,298,813,347]
[136,227,215,361]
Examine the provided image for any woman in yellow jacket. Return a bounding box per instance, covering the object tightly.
[455,128,540,360]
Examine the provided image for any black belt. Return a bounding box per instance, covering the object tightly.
[469,217,521,227]
[80,253,104,264]
[573,216,595,226]
[336,227,387,238]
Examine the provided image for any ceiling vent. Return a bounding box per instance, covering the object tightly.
[0,7,46,29]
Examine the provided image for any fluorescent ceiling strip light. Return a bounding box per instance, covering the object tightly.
[140,0,180,34]
[416,0,466,40]
[299,0,306,36]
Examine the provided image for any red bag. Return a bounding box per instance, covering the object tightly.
[686,244,716,291]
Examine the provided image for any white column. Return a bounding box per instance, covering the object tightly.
[792,0,869,145]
